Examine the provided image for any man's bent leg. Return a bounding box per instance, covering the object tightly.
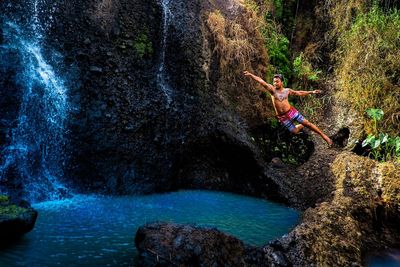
[301,119,333,145]
[295,124,304,133]
[290,124,304,134]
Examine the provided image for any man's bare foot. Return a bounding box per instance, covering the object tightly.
[324,136,333,147]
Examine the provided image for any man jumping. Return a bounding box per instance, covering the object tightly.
[244,71,333,146]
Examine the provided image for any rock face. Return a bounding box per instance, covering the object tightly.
[0,196,38,241]
[0,0,306,200]
[135,222,266,267]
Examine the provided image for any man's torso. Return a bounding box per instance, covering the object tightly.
[271,88,291,115]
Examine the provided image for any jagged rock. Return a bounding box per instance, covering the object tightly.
[0,195,38,241]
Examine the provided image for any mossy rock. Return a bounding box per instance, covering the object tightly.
[0,195,10,204]
[0,197,38,241]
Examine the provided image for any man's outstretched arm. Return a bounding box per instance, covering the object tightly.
[289,89,322,96]
[243,71,274,94]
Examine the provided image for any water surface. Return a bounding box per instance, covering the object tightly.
[0,190,300,266]
[368,249,400,267]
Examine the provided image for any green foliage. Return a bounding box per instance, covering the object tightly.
[292,52,321,89]
[362,133,400,161]
[252,120,314,165]
[244,0,298,84]
[245,0,292,83]
[0,195,9,204]
[335,5,400,135]
[366,108,384,121]
[362,108,400,161]
[264,30,291,83]
[273,0,284,19]
[133,33,153,59]
[0,204,27,219]
[290,52,325,119]
[267,117,279,128]
[366,108,384,134]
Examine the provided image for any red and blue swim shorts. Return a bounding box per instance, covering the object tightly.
[277,106,305,132]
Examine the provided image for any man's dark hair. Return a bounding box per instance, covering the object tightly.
[274,74,283,81]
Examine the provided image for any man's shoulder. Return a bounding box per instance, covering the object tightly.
[285,88,294,94]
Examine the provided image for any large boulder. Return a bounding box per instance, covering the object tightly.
[135,222,267,267]
[0,195,38,241]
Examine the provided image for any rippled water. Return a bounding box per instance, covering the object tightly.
[0,190,300,266]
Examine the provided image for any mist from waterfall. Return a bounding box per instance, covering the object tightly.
[0,1,70,201]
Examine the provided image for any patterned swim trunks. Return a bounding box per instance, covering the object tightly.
[277,106,305,132]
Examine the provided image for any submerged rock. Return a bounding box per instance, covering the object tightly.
[0,195,38,241]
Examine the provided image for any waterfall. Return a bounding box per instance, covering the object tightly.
[0,1,70,201]
[157,0,173,105]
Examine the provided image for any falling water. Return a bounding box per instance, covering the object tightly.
[157,0,173,105]
[0,1,70,201]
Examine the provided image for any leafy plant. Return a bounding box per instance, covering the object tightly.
[366,108,384,121]
[361,108,400,161]
[292,52,322,90]
[366,108,384,134]
[133,33,153,59]
[366,108,385,133]
[262,20,291,83]
[362,133,400,161]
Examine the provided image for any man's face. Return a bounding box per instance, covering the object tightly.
[273,78,283,89]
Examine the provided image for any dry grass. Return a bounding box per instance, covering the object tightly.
[92,0,120,34]
[334,6,400,135]
[206,10,259,72]
[323,0,369,38]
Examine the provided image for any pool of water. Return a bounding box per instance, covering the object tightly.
[0,190,300,266]
[368,249,400,267]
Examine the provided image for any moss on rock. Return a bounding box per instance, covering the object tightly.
[0,195,10,204]
[0,197,38,241]
[0,205,30,220]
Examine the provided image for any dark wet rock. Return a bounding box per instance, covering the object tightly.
[0,195,37,241]
[270,157,285,169]
[89,66,103,73]
[1,0,293,202]
[83,38,91,45]
[135,222,267,267]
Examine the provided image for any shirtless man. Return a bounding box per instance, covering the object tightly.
[244,71,333,146]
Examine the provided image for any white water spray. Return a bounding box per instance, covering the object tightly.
[157,0,173,105]
[0,0,70,201]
